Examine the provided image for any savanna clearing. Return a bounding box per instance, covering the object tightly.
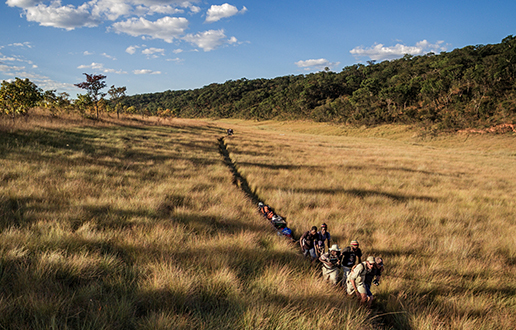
[1,113,515,330]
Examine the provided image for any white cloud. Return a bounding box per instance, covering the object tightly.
[133,69,161,74]
[205,3,247,23]
[8,42,33,48]
[6,0,42,9]
[83,50,94,55]
[183,29,235,51]
[23,1,101,30]
[0,63,26,72]
[166,57,183,63]
[101,52,117,60]
[295,58,340,71]
[172,48,183,54]
[111,16,189,43]
[91,0,132,21]
[350,40,448,61]
[142,47,165,56]
[77,62,126,74]
[125,45,140,54]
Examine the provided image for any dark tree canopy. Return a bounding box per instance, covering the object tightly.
[75,73,107,119]
[122,36,516,131]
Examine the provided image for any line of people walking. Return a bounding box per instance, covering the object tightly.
[257,202,384,307]
[300,223,384,307]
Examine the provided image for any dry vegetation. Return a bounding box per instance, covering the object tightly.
[220,119,516,329]
[0,113,372,330]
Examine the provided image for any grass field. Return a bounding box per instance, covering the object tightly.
[1,112,515,329]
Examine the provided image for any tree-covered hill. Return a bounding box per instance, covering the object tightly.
[123,35,516,130]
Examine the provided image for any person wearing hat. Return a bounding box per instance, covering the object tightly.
[346,256,375,305]
[364,257,384,307]
[315,223,331,256]
[319,244,341,285]
[340,240,363,285]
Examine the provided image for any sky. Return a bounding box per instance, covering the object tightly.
[1,0,516,97]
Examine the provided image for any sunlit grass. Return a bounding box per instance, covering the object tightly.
[0,113,372,329]
[219,118,516,329]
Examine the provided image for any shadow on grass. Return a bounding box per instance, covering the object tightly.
[218,137,261,205]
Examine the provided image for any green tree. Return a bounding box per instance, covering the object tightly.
[0,78,42,120]
[75,93,93,114]
[108,85,127,119]
[74,73,107,119]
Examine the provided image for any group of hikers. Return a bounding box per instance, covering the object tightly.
[258,202,384,308]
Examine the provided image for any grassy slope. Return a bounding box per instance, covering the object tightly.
[0,114,372,330]
[218,119,516,329]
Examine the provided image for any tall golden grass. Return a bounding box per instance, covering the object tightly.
[0,113,372,330]
[219,119,516,329]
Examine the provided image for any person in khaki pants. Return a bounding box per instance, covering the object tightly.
[346,256,375,306]
[319,244,341,285]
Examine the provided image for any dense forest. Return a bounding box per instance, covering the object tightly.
[123,35,516,130]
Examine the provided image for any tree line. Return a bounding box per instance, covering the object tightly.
[0,73,127,121]
[122,35,516,130]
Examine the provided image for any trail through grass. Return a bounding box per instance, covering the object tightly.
[0,114,374,330]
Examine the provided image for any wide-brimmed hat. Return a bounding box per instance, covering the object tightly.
[366,256,376,264]
[329,244,341,252]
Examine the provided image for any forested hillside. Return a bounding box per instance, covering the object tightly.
[123,36,516,130]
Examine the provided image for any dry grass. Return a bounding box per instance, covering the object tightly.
[218,119,516,329]
[0,113,372,330]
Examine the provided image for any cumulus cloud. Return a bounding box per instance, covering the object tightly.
[125,45,140,54]
[183,29,236,51]
[350,40,448,61]
[90,0,132,21]
[23,1,101,30]
[295,58,340,71]
[8,0,201,30]
[205,3,247,23]
[112,16,188,43]
[133,69,161,74]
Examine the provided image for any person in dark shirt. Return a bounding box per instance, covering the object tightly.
[315,223,331,256]
[340,240,362,285]
[300,226,318,262]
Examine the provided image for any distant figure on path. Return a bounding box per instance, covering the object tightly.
[346,256,375,306]
[340,240,362,285]
[300,226,318,262]
[316,223,331,256]
[227,128,234,136]
[319,244,341,285]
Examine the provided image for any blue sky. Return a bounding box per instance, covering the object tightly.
[1,0,515,97]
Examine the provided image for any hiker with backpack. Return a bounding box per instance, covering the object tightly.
[300,226,318,262]
[315,223,331,256]
[346,256,376,306]
[319,244,341,285]
[340,240,362,285]
[364,257,384,306]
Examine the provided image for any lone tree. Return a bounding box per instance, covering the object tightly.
[74,73,107,119]
[108,85,127,119]
[0,77,42,121]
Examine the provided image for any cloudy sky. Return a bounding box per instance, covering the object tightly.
[1,0,515,96]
